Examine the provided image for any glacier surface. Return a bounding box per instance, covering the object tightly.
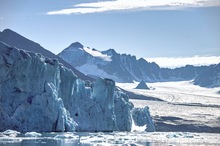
[0,42,155,132]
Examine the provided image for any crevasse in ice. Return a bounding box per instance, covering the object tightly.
[0,42,155,132]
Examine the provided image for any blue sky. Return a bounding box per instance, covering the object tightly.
[0,0,220,67]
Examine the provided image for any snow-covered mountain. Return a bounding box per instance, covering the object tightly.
[0,42,155,132]
[59,42,163,82]
[1,29,217,87]
[59,42,211,83]
[194,63,220,88]
[0,29,93,81]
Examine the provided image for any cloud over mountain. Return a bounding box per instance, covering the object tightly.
[146,56,220,69]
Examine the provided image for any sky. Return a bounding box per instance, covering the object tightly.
[0,0,220,68]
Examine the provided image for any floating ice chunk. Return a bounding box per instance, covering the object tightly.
[0,137,22,143]
[0,133,6,137]
[166,132,196,139]
[25,132,42,137]
[3,130,20,137]
[54,133,79,139]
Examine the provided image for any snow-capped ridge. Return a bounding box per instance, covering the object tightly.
[83,47,112,62]
[60,42,215,85]
[101,48,117,56]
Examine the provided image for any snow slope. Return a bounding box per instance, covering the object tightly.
[58,42,117,81]
[117,81,220,132]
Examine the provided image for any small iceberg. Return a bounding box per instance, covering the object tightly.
[25,132,42,137]
[54,133,79,139]
[3,130,20,137]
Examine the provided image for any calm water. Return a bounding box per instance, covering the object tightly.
[1,131,220,146]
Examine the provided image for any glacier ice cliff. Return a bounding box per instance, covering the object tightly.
[132,107,155,132]
[0,42,76,132]
[0,42,155,132]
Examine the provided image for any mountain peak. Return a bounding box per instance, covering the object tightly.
[135,81,150,90]
[1,29,24,39]
[108,48,116,53]
[102,48,117,56]
[0,29,42,51]
[0,29,93,81]
[3,28,15,33]
[69,42,83,49]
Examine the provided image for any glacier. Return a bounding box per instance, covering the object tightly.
[0,42,155,132]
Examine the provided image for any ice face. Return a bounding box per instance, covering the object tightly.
[0,43,77,132]
[132,107,155,132]
[24,132,41,137]
[66,78,116,132]
[92,78,115,110]
[114,91,133,131]
[0,42,155,132]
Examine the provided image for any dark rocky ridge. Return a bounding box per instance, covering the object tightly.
[0,29,93,81]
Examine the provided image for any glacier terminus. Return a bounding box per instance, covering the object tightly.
[0,42,155,132]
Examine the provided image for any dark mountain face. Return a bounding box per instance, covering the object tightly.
[59,46,165,83]
[194,64,220,88]
[135,81,150,90]
[160,65,212,81]
[101,50,134,82]
[69,42,84,49]
[0,29,93,81]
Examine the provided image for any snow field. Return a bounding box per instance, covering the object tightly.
[117,81,220,132]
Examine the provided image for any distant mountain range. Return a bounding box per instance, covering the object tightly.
[0,29,219,87]
[59,42,219,87]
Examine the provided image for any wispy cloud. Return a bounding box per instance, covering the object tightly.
[0,17,3,20]
[145,56,220,69]
[47,0,220,15]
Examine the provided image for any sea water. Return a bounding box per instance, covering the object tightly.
[0,131,220,146]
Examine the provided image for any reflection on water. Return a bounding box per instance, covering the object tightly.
[2,139,151,146]
[1,132,220,146]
